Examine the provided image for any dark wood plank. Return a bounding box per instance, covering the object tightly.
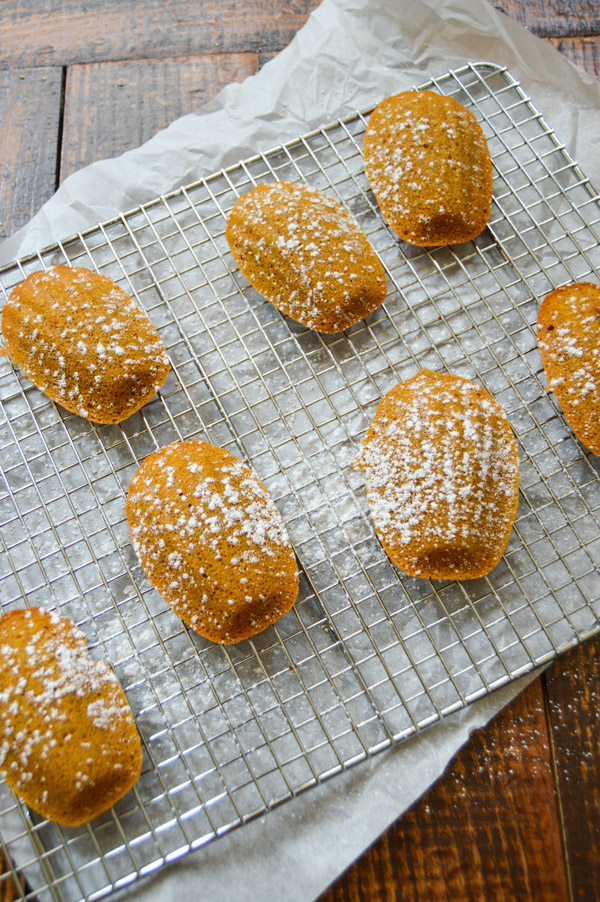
[60,53,258,180]
[494,0,600,37]
[544,637,600,902]
[547,36,600,75]
[535,32,600,902]
[0,66,63,239]
[258,50,280,68]
[320,679,568,902]
[0,0,322,69]
[0,850,26,902]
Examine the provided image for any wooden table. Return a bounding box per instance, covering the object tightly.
[0,2,599,900]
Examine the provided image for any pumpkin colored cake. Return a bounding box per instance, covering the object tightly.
[226,181,387,332]
[1,264,169,423]
[364,90,493,246]
[537,281,600,456]
[0,607,142,826]
[354,370,519,580]
[126,440,299,643]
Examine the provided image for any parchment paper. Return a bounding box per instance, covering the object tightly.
[1,0,599,899]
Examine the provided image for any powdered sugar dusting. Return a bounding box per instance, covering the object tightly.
[364,91,492,246]
[0,608,136,797]
[537,283,600,456]
[127,441,298,644]
[354,370,519,579]
[226,181,386,332]
[1,265,169,423]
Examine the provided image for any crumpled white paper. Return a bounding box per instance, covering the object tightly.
[1,0,598,899]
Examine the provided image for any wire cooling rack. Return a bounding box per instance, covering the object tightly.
[1,61,600,901]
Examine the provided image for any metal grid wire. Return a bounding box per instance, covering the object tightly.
[1,61,600,900]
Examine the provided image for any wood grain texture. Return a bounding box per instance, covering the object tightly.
[320,680,568,902]
[535,32,600,902]
[547,36,600,76]
[258,50,280,68]
[0,67,63,239]
[60,53,258,180]
[0,850,27,902]
[545,637,600,902]
[0,0,323,69]
[493,0,600,36]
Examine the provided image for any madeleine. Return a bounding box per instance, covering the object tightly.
[364,91,493,246]
[1,265,169,423]
[226,181,387,332]
[354,370,519,580]
[127,440,299,643]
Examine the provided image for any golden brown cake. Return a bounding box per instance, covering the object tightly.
[1,264,170,423]
[0,607,142,826]
[126,440,299,644]
[225,181,387,332]
[537,281,600,456]
[354,370,519,580]
[364,90,493,246]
